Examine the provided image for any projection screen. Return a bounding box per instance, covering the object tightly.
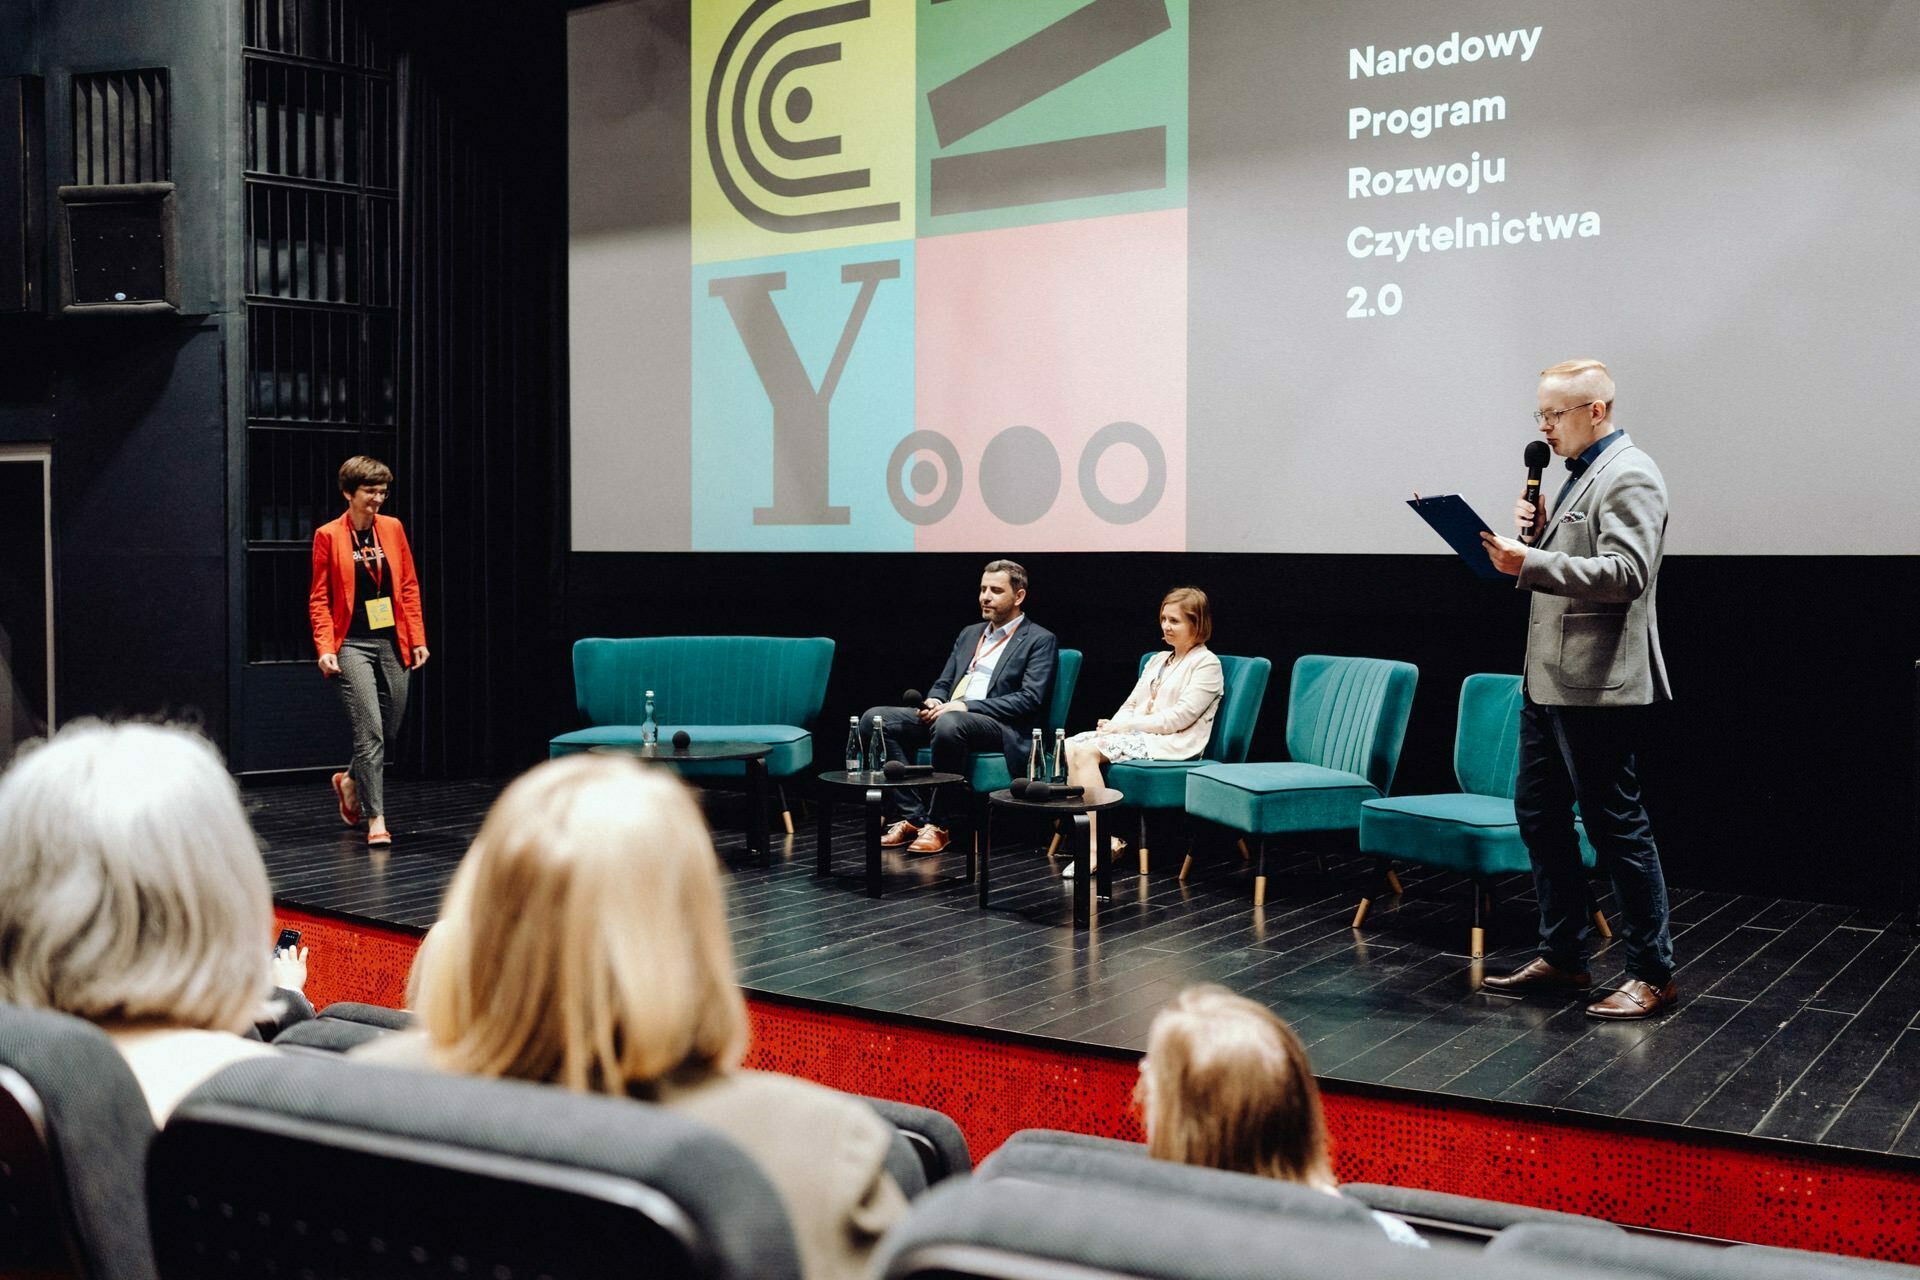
[569,0,1920,555]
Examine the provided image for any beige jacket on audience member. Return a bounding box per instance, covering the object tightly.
[354,1032,905,1280]
[1102,645,1226,760]
[109,1027,277,1125]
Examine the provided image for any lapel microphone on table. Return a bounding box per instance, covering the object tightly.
[1522,440,1551,541]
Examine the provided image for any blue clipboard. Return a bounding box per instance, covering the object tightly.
[1407,494,1505,581]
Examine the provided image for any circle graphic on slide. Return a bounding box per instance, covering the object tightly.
[1079,421,1165,525]
[979,426,1061,526]
[886,430,963,525]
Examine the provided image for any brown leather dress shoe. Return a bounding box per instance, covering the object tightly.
[1585,979,1678,1020]
[907,825,950,854]
[1480,956,1592,994]
[880,820,920,847]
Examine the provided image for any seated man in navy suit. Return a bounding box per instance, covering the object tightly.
[862,559,1058,853]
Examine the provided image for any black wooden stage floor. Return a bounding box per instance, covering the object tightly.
[250,777,1920,1162]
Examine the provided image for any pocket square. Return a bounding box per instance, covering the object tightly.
[1559,510,1588,524]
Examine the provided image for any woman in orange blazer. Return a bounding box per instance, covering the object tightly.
[309,455,429,846]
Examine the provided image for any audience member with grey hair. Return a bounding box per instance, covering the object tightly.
[0,720,308,1123]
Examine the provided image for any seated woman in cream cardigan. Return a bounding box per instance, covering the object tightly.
[1061,587,1224,875]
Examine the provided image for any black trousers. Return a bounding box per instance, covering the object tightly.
[860,705,1010,824]
[1514,696,1675,986]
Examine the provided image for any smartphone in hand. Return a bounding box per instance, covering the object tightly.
[273,927,303,956]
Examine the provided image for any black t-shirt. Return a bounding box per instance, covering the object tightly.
[345,524,394,642]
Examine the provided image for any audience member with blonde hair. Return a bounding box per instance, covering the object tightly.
[372,753,905,1280]
[1060,587,1224,876]
[0,720,308,1124]
[1136,985,1424,1246]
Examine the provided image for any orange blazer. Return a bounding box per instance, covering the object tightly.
[309,513,427,658]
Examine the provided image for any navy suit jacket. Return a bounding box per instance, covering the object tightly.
[928,617,1059,772]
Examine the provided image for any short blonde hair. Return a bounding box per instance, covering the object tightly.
[414,754,748,1096]
[1135,985,1333,1188]
[0,721,273,1034]
[1160,587,1213,645]
[1538,358,1616,412]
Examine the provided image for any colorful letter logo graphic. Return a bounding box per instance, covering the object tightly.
[692,0,1187,552]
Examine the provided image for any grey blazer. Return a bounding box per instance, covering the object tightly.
[1516,432,1671,707]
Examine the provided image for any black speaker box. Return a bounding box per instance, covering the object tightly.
[0,75,44,314]
[57,181,178,315]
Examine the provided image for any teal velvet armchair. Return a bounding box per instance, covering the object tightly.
[1183,654,1419,905]
[1102,653,1272,874]
[550,636,835,831]
[917,649,1083,795]
[1354,673,1604,957]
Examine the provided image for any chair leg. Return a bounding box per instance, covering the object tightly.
[1137,812,1150,874]
[1045,819,1063,859]
[1254,838,1269,906]
[1386,870,1405,896]
[1237,837,1251,862]
[1470,879,1487,958]
[779,784,794,835]
[1592,907,1613,938]
[1353,856,1392,929]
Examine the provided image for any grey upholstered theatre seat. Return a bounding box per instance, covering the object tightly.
[1000,1126,1146,1157]
[269,1001,416,1052]
[860,1093,973,1186]
[0,1002,160,1280]
[1490,1222,1920,1279]
[1341,1183,1617,1241]
[875,1177,1622,1280]
[995,1129,1617,1244]
[148,1053,802,1280]
[978,1138,1382,1233]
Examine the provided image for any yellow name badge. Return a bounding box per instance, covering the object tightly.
[364,596,395,630]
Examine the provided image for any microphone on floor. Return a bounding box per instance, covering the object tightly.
[883,760,934,779]
[671,730,691,750]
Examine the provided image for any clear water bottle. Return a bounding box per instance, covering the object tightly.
[1052,727,1068,784]
[844,715,862,775]
[867,714,888,775]
[1027,728,1043,781]
[641,690,658,747]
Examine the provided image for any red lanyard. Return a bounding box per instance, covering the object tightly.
[969,619,1018,672]
[351,519,384,595]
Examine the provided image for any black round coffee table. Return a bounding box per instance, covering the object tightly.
[984,785,1125,929]
[590,740,777,867]
[816,770,967,898]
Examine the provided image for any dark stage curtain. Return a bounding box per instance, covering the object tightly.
[392,5,568,777]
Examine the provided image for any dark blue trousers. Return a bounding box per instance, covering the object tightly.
[1514,696,1675,986]
[860,705,1011,825]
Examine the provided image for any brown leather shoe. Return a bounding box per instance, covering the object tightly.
[1481,956,1592,994]
[880,820,920,847]
[907,825,950,854]
[1585,979,1678,1020]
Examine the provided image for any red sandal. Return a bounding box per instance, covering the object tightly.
[331,772,362,826]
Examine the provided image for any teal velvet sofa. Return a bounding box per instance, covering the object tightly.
[550,636,835,827]
[1183,654,1418,905]
[1354,673,1602,957]
[1101,653,1272,874]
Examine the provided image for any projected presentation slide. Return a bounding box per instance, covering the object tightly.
[569,0,1920,555]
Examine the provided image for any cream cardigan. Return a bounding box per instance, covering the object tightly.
[1101,645,1225,760]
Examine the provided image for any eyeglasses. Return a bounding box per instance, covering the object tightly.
[1532,401,1605,426]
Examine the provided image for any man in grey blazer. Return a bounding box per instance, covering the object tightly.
[1478,359,1677,1019]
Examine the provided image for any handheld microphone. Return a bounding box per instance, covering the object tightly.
[1522,440,1551,542]
[670,730,691,750]
[882,760,934,779]
[1023,782,1084,801]
[1009,777,1031,796]
[901,689,925,707]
